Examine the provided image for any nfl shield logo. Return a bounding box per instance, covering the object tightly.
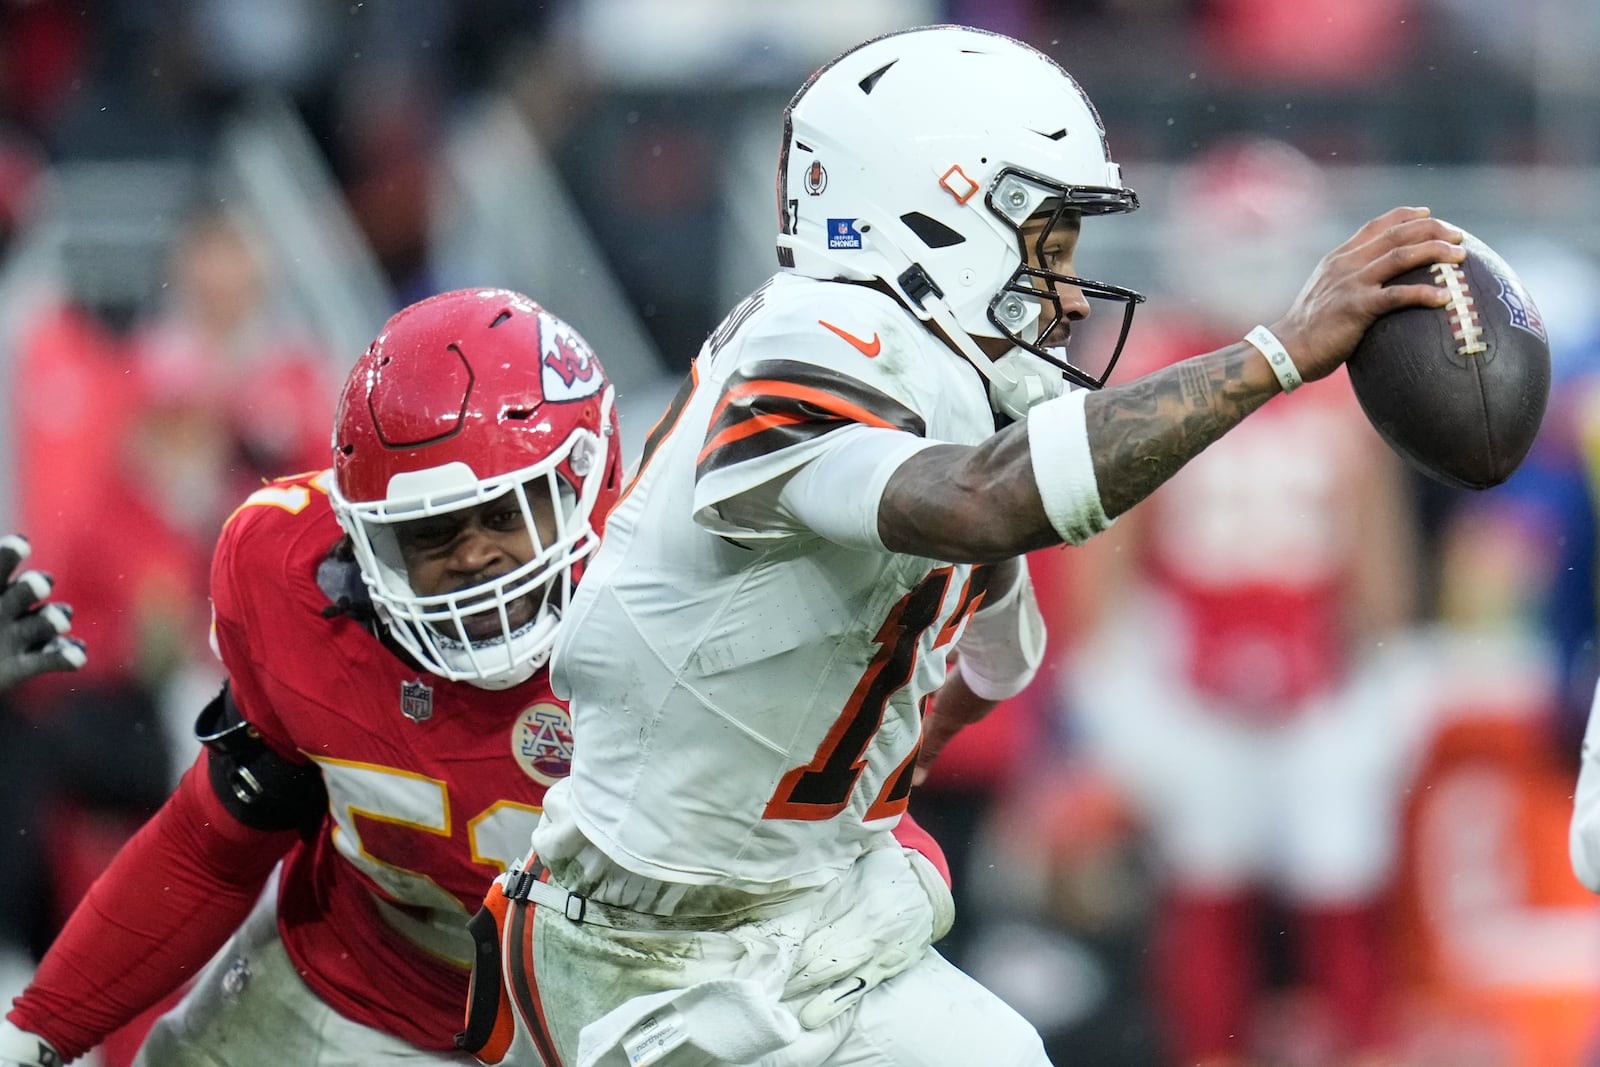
[1496,273,1547,343]
[826,218,863,250]
[400,679,434,723]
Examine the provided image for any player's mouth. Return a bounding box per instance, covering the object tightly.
[454,591,538,643]
[1038,319,1072,352]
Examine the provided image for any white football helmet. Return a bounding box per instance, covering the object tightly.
[776,24,1143,396]
[330,289,622,691]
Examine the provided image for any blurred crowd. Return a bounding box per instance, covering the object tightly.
[1,2,1599,1066]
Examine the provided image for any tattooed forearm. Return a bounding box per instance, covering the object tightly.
[1087,342,1278,519]
[877,342,1281,562]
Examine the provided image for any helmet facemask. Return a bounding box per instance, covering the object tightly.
[985,169,1145,391]
[333,396,612,691]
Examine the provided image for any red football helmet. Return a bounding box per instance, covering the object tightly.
[1163,136,1335,329]
[330,289,622,689]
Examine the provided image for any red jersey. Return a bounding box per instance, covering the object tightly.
[1131,323,1374,713]
[211,470,572,1051]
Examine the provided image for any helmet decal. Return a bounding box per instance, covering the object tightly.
[938,165,979,205]
[804,160,828,196]
[540,316,602,399]
[826,219,863,251]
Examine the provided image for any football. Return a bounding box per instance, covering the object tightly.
[1346,229,1551,490]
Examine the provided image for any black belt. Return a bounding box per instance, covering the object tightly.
[501,865,808,932]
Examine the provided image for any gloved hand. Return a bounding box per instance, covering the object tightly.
[791,845,954,1030]
[0,1019,63,1067]
[0,535,85,692]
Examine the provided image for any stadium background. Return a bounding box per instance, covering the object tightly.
[1,1,1598,1065]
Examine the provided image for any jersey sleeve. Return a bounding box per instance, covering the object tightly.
[951,560,1047,701]
[207,476,331,760]
[691,292,937,542]
[6,755,296,1061]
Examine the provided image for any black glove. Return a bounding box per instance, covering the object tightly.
[0,534,86,692]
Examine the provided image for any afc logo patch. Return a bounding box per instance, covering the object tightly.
[827,218,863,250]
[400,679,434,723]
[513,701,574,786]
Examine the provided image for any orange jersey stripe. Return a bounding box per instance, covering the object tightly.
[698,378,902,465]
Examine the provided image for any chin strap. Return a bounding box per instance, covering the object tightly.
[895,263,1065,421]
[984,348,1071,421]
[791,212,1067,420]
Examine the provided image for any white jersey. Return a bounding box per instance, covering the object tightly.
[538,273,1003,895]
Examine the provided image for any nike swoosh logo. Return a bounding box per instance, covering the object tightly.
[833,976,868,1002]
[819,320,882,358]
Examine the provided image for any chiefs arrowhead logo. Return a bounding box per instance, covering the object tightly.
[540,317,603,401]
[545,331,595,386]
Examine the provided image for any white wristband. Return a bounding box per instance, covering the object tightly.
[1243,325,1303,394]
[0,1020,62,1067]
[1027,390,1111,545]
